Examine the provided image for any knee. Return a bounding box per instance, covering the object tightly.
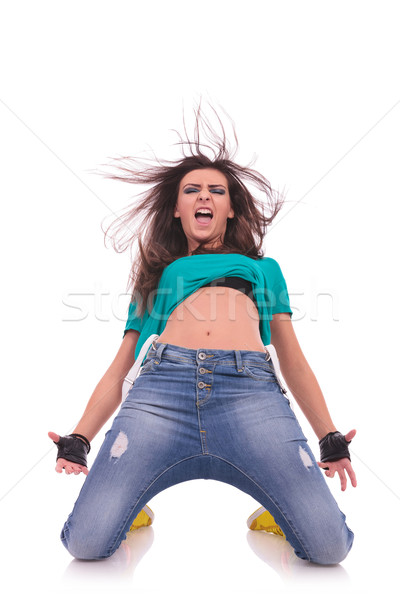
[61,524,117,561]
[308,545,350,566]
[306,528,354,565]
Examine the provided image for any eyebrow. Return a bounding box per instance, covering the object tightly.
[183,183,227,189]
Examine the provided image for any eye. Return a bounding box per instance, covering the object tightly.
[183,188,226,194]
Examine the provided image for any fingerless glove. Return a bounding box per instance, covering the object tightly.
[53,433,91,468]
[319,431,351,464]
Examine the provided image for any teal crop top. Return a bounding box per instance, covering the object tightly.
[123,253,293,361]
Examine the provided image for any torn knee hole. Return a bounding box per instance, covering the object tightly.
[299,446,313,469]
[110,431,128,458]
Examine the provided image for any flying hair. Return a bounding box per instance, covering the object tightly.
[92,99,286,317]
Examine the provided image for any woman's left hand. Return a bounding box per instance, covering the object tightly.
[317,429,357,491]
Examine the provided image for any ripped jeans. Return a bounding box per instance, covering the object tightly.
[60,342,354,564]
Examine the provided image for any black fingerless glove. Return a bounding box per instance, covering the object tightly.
[319,431,351,466]
[53,433,91,468]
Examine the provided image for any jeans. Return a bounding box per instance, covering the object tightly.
[61,342,354,564]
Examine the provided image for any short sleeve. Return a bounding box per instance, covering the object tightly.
[122,300,147,338]
[260,258,293,316]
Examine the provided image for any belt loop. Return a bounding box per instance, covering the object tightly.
[234,350,243,372]
[154,342,165,364]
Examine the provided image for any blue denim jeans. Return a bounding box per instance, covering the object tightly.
[61,342,354,564]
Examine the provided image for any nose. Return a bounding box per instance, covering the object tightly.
[198,187,211,201]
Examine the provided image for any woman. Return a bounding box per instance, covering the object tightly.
[49,105,356,565]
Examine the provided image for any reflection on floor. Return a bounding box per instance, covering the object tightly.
[63,526,155,585]
[63,519,350,589]
[246,530,350,586]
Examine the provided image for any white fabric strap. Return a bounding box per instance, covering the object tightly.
[122,334,160,401]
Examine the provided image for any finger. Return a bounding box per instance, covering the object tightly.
[346,464,358,488]
[324,466,334,478]
[338,468,347,492]
[55,458,67,473]
[318,461,338,479]
[71,464,88,475]
[48,431,60,443]
[344,429,357,443]
[64,460,88,475]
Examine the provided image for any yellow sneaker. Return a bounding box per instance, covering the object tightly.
[129,504,155,531]
[247,506,285,538]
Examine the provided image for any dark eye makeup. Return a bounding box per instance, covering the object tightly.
[184,188,225,194]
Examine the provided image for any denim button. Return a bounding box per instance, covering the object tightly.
[199,367,206,374]
[198,381,205,389]
[198,352,207,360]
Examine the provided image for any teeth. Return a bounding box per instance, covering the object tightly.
[196,209,212,215]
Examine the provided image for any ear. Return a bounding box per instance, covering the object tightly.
[228,207,234,219]
[174,205,180,218]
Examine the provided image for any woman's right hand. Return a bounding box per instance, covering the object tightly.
[48,431,89,476]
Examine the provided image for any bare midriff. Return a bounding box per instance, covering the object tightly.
[157,287,266,352]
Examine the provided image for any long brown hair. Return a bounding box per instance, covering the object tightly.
[97,102,285,316]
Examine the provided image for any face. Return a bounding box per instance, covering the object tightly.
[174,168,234,254]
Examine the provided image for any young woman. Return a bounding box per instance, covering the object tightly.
[49,106,356,565]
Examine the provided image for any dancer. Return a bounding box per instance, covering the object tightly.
[49,104,356,564]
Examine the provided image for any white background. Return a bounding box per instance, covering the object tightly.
[1,1,399,599]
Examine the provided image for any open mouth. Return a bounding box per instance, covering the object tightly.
[194,208,213,224]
